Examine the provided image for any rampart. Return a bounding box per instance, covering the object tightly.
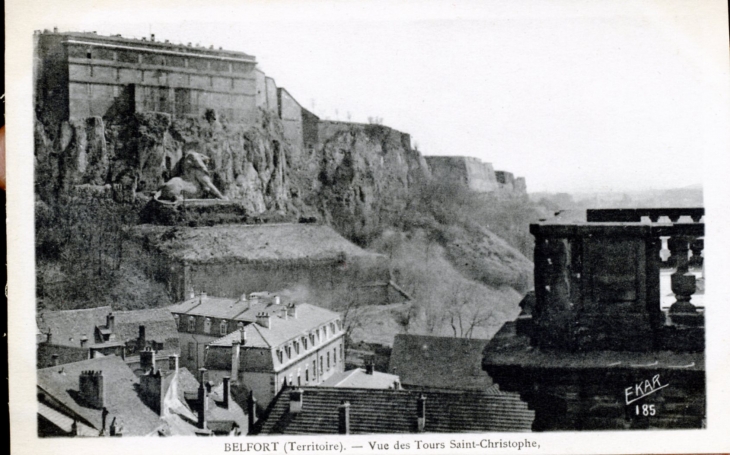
[426,156,526,195]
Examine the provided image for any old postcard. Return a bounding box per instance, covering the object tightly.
[7,0,730,453]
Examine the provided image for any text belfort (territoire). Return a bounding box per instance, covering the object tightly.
[224,439,541,452]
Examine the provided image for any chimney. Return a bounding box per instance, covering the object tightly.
[365,358,375,375]
[53,26,58,33]
[109,417,117,436]
[80,335,88,348]
[274,296,281,305]
[200,292,207,303]
[256,312,271,329]
[190,289,195,299]
[79,371,105,409]
[51,354,59,367]
[417,394,426,432]
[106,313,115,332]
[140,347,156,373]
[169,354,179,373]
[338,401,351,434]
[150,33,155,42]
[286,303,297,319]
[197,369,208,429]
[289,389,303,414]
[222,377,231,408]
[231,339,241,382]
[45,330,52,345]
[247,390,257,433]
[138,325,147,351]
[101,407,109,435]
[393,380,401,390]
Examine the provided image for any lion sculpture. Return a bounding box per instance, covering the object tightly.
[154,151,228,204]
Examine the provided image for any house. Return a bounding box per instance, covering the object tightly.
[254,387,534,434]
[37,306,181,372]
[37,352,247,437]
[389,334,495,391]
[183,294,345,409]
[37,355,162,436]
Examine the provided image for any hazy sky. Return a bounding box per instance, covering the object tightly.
[45,0,729,192]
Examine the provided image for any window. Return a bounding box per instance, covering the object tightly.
[173,314,180,329]
[319,356,323,375]
[309,333,316,346]
[187,316,196,332]
[203,318,212,334]
[305,367,309,382]
[187,342,195,360]
[276,350,283,364]
[294,341,300,355]
[302,337,308,350]
[333,348,336,366]
[327,352,330,370]
[316,329,320,341]
[323,326,328,338]
[220,320,228,335]
[330,322,336,334]
[313,360,317,378]
[285,345,291,359]
[340,346,343,362]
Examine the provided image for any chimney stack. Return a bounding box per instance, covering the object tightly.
[197,368,208,429]
[338,401,351,434]
[151,33,155,42]
[140,346,156,373]
[51,354,59,367]
[231,338,241,382]
[256,312,271,329]
[222,377,231,409]
[286,303,297,319]
[365,358,375,375]
[200,292,207,303]
[274,296,281,305]
[247,390,257,433]
[417,394,426,432]
[53,26,58,33]
[80,335,88,348]
[45,330,52,345]
[289,389,303,414]
[169,354,179,373]
[138,325,147,351]
[79,371,105,409]
[107,313,115,332]
[101,407,109,435]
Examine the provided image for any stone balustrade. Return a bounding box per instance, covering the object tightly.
[529,217,704,352]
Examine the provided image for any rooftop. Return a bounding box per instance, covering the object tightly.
[38,306,111,348]
[256,387,534,434]
[320,368,400,389]
[198,301,341,348]
[389,334,495,391]
[37,355,162,436]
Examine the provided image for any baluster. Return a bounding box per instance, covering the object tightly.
[689,238,704,269]
[659,236,671,266]
[668,235,697,314]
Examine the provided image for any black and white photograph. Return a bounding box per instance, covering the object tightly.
[7,0,730,452]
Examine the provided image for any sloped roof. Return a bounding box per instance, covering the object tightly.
[38,306,112,348]
[320,368,400,389]
[37,355,162,436]
[389,334,495,390]
[257,387,534,434]
[178,300,341,349]
[113,308,179,343]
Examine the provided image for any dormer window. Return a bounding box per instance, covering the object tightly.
[187,316,196,332]
[203,318,212,334]
[337,320,342,331]
[285,345,292,359]
[276,350,283,364]
[316,329,320,341]
[302,337,308,350]
[330,322,336,334]
[237,321,244,331]
[220,320,228,335]
[294,341,300,355]
[309,333,316,346]
[323,326,328,338]
[173,314,180,329]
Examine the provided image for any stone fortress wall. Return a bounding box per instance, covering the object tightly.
[426,156,526,195]
[34,29,525,197]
